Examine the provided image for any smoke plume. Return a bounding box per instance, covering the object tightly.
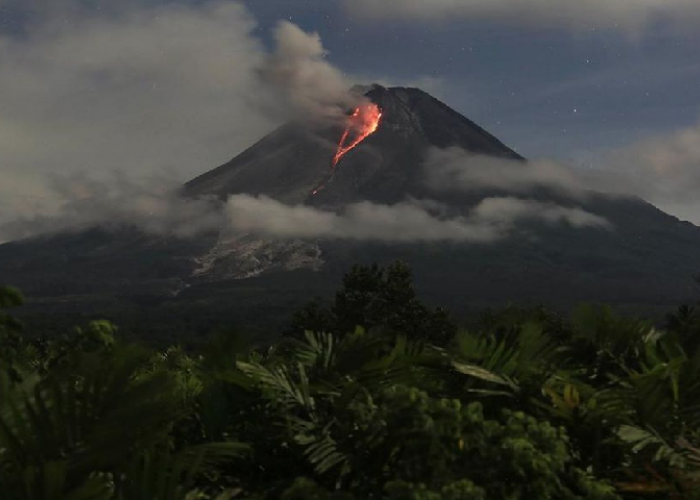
[258,21,365,124]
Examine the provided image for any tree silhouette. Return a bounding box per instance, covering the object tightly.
[291,262,456,344]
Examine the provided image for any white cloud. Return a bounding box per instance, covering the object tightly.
[0,184,609,244]
[422,121,700,224]
[225,194,609,242]
[0,2,272,180]
[425,147,585,196]
[603,121,700,221]
[0,173,225,242]
[0,1,272,233]
[471,197,611,229]
[350,0,700,33]
[226,194,498,242]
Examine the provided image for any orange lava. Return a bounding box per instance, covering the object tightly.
[332,103,383,167]
[311,103,382,196]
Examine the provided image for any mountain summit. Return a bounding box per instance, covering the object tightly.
[185,85,522,206]
[1,85,699,336]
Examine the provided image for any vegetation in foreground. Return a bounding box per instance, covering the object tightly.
[1,262,700,499]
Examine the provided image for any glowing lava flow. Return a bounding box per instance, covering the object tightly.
[311,103,382,195]
[332,104,382,167]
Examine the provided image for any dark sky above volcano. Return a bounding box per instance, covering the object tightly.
[244,0,700,164]
[1,0,699,228]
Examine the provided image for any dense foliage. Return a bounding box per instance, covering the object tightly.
[1,263,700,499]
[289,262,456,344]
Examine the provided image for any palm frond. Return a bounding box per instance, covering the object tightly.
[0,345,187,495]
[115,442,248,500]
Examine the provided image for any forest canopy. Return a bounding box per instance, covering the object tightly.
[1,263,700,499]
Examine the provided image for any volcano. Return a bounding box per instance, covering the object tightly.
[2,85,700,339]
[185,85,523,207]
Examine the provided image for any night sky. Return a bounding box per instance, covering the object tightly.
[1,0,699,229]
[244,0,700,163]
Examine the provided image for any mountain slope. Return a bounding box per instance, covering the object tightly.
[185,85,523,206]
